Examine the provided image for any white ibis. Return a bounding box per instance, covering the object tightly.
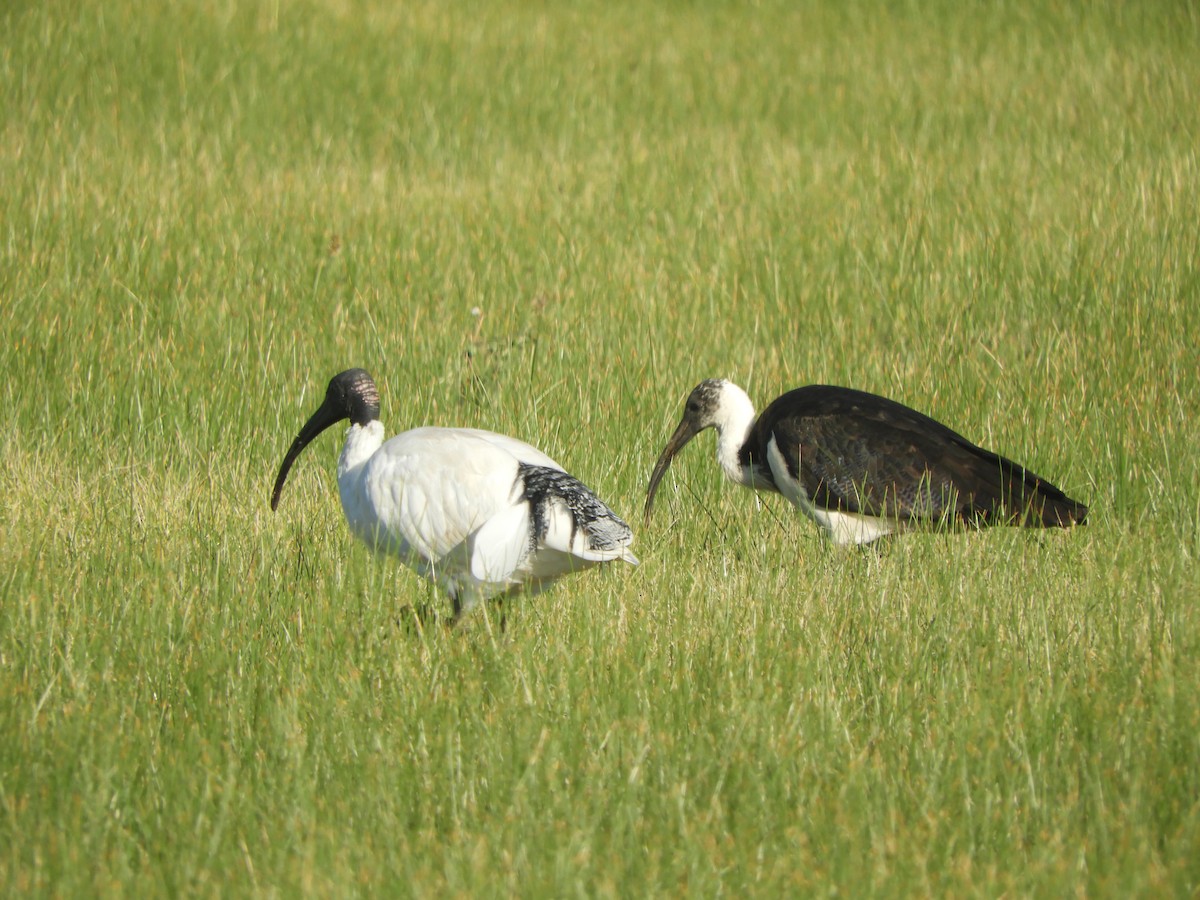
[271,369,638,624]
[645,379,1088,545]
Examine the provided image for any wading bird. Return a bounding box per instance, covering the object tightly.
[271,369,638,624]
[645,379,1088,545]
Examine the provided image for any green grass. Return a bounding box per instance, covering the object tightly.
[3,0,1199,894]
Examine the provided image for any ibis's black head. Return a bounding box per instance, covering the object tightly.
[270,369,381,511]
[644,379,728,520]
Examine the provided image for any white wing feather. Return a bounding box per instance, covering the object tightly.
[468,502,532,584]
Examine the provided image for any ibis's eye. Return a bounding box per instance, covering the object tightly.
[686,400,700,414]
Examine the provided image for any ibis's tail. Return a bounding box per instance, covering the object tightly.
[990,452,1089,528]
[518,464,637,562]
[1028,486,1089,527]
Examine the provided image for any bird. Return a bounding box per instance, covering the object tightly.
[271,368,638,624]
[645,379,1088,545]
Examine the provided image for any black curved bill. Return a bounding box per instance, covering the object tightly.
[270,399,345,511]
[644,418,701,521]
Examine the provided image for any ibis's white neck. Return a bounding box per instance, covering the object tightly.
[336,422,386,528]
[711,382,760,488]
[338,421,384,476]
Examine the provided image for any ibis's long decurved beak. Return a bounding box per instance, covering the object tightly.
[270,399,344,511]
[644,417,702,521]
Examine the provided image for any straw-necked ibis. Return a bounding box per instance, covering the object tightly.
[645,379,1088,544]
[272,369,638,623]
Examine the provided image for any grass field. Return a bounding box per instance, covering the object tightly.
[3,0,1199,894]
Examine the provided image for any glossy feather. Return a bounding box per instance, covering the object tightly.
[752,386,1087,527]
[646,379,1088,544]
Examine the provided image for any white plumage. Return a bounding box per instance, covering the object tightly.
[272,370,638,623]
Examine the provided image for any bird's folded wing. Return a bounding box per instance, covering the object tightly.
[468,503,532,584]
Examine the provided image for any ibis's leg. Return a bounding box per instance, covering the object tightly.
[396,602,445,634]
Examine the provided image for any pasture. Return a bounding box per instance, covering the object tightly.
[2,0,1198,894]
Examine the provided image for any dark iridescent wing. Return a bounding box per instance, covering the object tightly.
[753,386,1085,526]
